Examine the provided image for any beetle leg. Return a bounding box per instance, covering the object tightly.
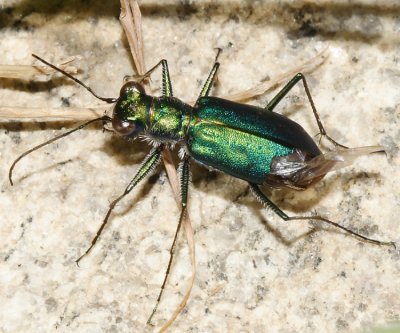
[265,73,303,112]
[75,145,164,265]
[197,50,222,99]
[147,154,191,325]
[249,183,395,247]
[160,59,173,97]
[266,73,348,149]
[299,74,348,149]
[138,59,173,97]
[197,62,220,99]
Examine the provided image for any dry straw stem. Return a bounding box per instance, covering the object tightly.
[219,47,328,102]
[0,55,104,121]
[120,1,196,332]
[0,106,106,121]
[0,56,78,79]
[0,50,328,122]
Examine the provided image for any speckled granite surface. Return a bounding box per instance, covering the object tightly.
[0,1,399,332]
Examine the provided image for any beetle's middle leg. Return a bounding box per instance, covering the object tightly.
[147,154,191,325]
[266,73,348,149]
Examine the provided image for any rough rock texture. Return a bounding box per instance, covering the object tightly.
[1,1,399,332]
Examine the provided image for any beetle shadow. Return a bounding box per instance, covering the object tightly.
[256,212,320,246]
[7,135,161,236]
[12,158,74,185]
[91,135,165,218]
[94,170,163,223]
[100,134,150,166]
[254,208,383,247]
[263,170,383,245]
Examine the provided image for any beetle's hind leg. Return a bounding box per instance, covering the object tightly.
[266,73,348,149]
[249,183,394,247]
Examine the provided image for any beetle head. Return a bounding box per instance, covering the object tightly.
[112,81,147,137]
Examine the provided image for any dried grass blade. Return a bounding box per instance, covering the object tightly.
[0,56,79,80]
[119,1,196,331]
[120,0,146,74]
[0,106,105,121]
[220,48,329,103]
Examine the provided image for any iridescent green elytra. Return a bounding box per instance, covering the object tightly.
[9,54,394,324]
[188,97,319,183]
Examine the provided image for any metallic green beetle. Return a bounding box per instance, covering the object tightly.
[9,53,394,322]
[108,56,390,243]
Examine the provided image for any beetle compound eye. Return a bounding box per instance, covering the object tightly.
[119,81,145,96]
[112,117,138,136]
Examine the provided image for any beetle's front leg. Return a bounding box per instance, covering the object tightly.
[76,145,164,265]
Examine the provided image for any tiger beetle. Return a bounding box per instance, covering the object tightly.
[9,52,395,323]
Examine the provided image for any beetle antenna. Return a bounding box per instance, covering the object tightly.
[9,115,112,186]
[32,54,118,104]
